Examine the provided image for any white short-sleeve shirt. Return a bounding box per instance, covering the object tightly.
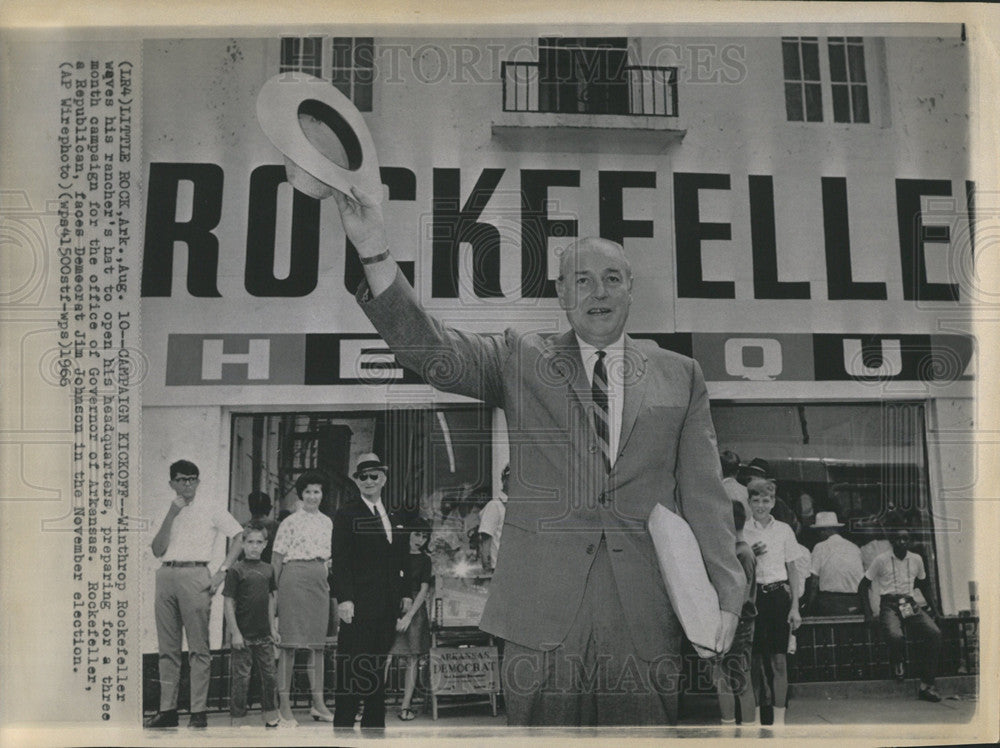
[810,533,864,592]
[865,550,925,597]
[478,497,506,560]
[158,495,243,563]
[743,516,798,585]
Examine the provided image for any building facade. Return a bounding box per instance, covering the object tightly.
[139,30,977,672]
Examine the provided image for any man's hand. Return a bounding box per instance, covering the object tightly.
[400,597,413,615]
[751,541,767,557]
[395,615,411,633]
[332,186,386,258]
[338,600,355,624]
[209,570,225,595]
[169,496,187,512]
[788,607,802,632]
[716,610,739,653]
[231,632,245,650]
[271,625,281,646]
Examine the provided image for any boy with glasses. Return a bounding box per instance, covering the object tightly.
[145,460,244,728]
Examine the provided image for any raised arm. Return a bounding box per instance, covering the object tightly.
[333,186,396,297]
[334,186,508,407]
[150,497,184,557]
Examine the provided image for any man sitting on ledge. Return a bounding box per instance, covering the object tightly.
[858,529,942,702]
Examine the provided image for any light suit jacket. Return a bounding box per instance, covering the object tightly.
[359,270,744,659]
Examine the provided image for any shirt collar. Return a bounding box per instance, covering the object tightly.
[749,516,774,530]
[361,496,384,511]
[576,333,625,362]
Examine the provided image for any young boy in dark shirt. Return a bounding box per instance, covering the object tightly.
[223,523,280,726]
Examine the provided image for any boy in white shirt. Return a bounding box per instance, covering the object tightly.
[742,478,800,727]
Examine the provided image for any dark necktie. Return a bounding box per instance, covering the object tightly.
[592,350,611,473]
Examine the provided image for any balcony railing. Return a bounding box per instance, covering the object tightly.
[501,60,678,117]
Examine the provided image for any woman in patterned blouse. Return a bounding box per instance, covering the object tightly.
[272,471,334,724]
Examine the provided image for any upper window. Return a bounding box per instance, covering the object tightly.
[502,37,677,117]
[331,38,374,112]
[280,36,324,79]
[828,37,870,123]
[538,37,630,115]
[782,36,870,124]
[782,37,823,122]
[279,36,374,112]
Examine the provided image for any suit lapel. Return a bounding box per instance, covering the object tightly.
[541,331,592,407]
[616,336,649,462]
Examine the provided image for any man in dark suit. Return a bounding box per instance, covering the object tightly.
[330,453,410,728]
[333,187,743,726]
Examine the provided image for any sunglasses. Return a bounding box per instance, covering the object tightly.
[172,476,200,485]
[356,472,383,481]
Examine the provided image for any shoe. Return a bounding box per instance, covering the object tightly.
[143,710,178,728]
[265,719,280,728]
[188,711,208,728]
[918,686,942,703]
[276,717,299,729]
[310,705,334,722]
[398,708,417,721]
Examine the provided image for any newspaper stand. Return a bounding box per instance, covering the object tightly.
[428,578,500,720]
[428,627,500,720]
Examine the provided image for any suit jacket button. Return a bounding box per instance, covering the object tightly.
[589,444,598,453]
[586,543,595,554]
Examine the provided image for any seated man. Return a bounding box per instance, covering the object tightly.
[858,529,942,702]
[805,512,864,616]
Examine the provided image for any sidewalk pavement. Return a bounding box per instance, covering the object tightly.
[181,677,979,743]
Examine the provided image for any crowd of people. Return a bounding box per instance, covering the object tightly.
[146,451,944,732]
[146,455,437,730]
[711,451,945,728]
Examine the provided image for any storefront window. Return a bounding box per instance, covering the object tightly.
[712,401,940,608]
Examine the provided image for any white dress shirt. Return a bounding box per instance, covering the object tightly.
[577,334,625,466]
[742,516,798,585]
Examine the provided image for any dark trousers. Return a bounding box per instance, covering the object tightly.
[334,616,395,727]
[879,595,941,685]
[500,538,681,726]
[230,638,278,717]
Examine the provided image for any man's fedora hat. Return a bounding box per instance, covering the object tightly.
[813,511,845,529]
[353,452,388,478]
[257,72,382,202]
[738,457,771,485]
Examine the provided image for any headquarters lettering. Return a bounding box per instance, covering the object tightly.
[141,163,972,302]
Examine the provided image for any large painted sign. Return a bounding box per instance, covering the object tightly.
[138,35,975,404]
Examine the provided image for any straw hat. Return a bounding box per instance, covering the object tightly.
[813,511,844,529]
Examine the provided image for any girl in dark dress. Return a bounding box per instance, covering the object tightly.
[387,518,433,720]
